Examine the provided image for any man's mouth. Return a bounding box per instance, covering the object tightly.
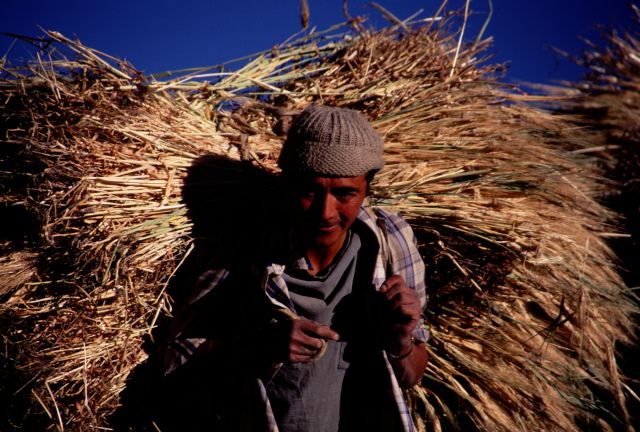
[316,224,339,234]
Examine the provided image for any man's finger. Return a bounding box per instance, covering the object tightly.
[382,285,419,307]
[292,321,329,346]
[385,291,419,308]
[379,274,403,293]
[301,321,340,341]
[313,325,340,341]
[291,338,323,354]
[290,353,317,363]
[381,284,407,301]
[296,333,325,350]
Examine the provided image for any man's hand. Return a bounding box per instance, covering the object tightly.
[378,274,428,388]
[272,318,340,363]
[379,274,421,356]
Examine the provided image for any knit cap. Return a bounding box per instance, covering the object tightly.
[278,105,385,176]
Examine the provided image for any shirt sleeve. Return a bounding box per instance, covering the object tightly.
[162,268,230,375]
[375,209,430,343]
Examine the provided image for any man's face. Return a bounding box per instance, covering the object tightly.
[289,175,367,250]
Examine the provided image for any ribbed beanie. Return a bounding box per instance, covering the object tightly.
[278,105,385,176]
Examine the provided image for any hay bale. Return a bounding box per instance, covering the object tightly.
[1,13,637,432]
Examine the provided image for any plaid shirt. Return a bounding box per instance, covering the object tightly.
[164,206,428,432]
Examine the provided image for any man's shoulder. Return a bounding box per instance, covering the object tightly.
[357,206,414,237]
[358,206,427,312]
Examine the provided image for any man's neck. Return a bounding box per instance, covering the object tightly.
[305,233,348,276]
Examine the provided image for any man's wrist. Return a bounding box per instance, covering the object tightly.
[386,337,415,360]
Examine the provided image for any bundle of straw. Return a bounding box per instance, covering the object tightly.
[1,10,637,432]
[542,7,640,429]
[546,5,640,290]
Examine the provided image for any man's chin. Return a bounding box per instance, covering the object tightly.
[309,230,344,248]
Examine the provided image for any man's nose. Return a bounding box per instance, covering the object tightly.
[319,194,338,221]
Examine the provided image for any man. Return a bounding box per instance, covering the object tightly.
[161,105,429,431]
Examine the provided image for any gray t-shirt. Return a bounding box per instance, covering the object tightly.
[266,232,362,432]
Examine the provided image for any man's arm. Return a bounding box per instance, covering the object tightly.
[163,306,339,380]
[387,340,429,389]
[379,274,429,388]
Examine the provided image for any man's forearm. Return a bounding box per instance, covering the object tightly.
[388,340,429,388]
[172,326,280,379]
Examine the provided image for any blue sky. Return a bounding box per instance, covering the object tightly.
[1,1,635,85]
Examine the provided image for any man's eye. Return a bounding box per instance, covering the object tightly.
[335,190,356,199]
